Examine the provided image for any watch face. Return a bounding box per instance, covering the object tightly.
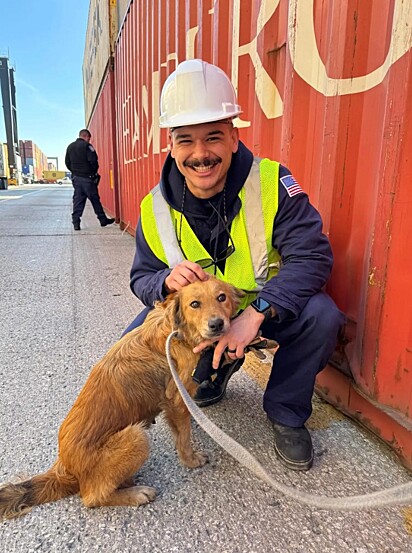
[252,297,271,313]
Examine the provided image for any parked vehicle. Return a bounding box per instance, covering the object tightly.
[43,170,66,183]
[57,176,72,185]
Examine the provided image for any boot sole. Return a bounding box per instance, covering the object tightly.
[194,388,227,408]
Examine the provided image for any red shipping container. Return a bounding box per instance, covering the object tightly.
[106,0,412,465]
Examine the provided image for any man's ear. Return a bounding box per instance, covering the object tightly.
[231,126,239,153]
[169,131,175,158]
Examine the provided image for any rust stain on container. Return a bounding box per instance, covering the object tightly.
[368,268,377,286]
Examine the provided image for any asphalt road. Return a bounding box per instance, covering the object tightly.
[0,185,411,552]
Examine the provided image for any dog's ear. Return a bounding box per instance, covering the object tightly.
[227,284,245,315]
[173,295,183,329]
[161,292,176,309]
[162,292,184,330]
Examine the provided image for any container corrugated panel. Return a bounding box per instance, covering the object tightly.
[112,0,412,463]
[83,0,111,124]
[88,69,117,217]
[21,141,33,158]
[115,0,183,229]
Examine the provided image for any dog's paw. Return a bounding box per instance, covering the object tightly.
[181,450,209,468]
[132,485,157,506]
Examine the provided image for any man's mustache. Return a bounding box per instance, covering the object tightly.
[183,157,222,168]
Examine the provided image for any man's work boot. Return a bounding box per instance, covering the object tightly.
[73,222,81,231]
[100,217,115,227]
[270,421,314,471]
[194,357,244,407]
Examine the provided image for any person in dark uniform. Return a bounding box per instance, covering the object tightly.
[65,129,115,231]
[124,60,345,472]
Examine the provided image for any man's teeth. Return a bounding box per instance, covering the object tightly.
[193,164,216,173]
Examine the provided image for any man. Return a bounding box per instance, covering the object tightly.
[125,60,345,471]
[65,129,115,231]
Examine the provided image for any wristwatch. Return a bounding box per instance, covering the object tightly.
[250,297,273,323]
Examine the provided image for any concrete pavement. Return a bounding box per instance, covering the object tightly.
[0,184,411,552]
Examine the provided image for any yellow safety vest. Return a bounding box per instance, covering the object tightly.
[140,157,281,310]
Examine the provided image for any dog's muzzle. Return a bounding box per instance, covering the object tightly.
[208,317,224,333]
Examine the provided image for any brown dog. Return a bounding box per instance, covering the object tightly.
[0,277,243,518]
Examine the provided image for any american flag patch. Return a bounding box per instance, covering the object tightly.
[280,174,304,197]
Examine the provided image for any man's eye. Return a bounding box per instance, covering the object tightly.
[190,301,200,308]
[217,294,226,302]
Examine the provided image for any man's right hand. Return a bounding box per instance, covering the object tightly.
[164,261,209,293]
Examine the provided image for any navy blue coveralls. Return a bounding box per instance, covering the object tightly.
[65,138,107,225]
[125,142,345,428]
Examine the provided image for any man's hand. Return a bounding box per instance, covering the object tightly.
[193,306,266,368]
[164,261,209,292]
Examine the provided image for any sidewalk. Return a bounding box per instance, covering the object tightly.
[0,186,411,553]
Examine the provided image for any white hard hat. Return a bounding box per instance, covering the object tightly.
[159,59,242,128]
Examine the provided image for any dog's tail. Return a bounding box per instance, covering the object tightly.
[0,460,79,519]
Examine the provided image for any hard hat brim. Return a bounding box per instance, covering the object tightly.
[159,109,243,129]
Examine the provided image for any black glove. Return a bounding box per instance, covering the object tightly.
[191,335,279,384]
[93,174,101,186]
[243,335,279,359]
[191,348,216,384]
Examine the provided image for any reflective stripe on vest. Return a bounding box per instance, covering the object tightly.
[141,185,184,268]
[140,158,280,299]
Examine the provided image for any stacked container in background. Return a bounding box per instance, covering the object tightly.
[19,140,49,182]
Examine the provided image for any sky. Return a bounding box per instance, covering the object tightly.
[0,1,90,170]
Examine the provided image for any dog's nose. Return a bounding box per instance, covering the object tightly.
[208,317,224,333]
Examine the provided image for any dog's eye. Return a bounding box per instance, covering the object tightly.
[217,294,226,302]
[190,301,200,309]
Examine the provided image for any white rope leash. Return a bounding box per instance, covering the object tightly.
[166,331,412,511]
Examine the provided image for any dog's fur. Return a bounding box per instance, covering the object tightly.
[0,277,243,518]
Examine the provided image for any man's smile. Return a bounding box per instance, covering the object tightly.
[184,158,221,173]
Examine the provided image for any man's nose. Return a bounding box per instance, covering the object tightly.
[192,140,209,158]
